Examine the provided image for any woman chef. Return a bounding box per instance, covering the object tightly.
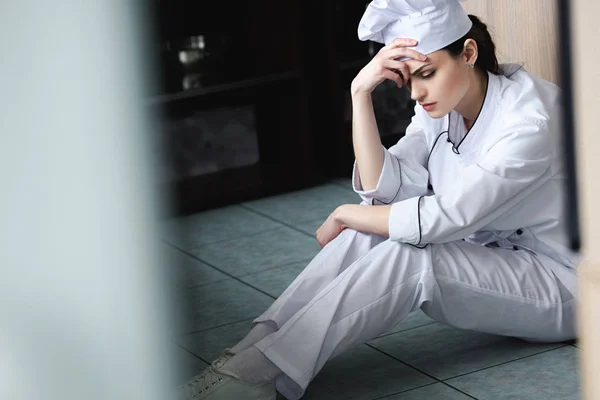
[178,1,578,399]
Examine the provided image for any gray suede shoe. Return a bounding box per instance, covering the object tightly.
[205,348,236,373]
[177,348,235,393]
[177,359,276,400]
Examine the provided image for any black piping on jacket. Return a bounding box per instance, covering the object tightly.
[446,72,491,155]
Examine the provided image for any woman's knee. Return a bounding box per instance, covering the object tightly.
[325,228,386,252]
[342,228,384,242]
[343,239,435,285]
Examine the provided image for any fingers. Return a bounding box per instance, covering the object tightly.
[386,46,427,62]
[387,60,411,83]
[384,38,418,49]
[381,38,427,61]
[381,60,409,85]
[381,69,405,89]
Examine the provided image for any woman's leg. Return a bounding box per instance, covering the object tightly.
[230,228,387,354]
[247,240,576,400]
[176,229,388,398]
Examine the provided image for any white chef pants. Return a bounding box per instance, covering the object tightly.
[251,228,577,400]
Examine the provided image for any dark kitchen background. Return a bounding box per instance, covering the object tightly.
[149,0,416,216]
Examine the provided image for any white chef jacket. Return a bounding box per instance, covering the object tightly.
[352,64,578,291]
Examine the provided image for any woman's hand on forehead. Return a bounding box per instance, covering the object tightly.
[351,37,427,93]
[384,39,427,83]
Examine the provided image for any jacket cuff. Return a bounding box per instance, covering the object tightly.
[352,147,401,205]
[388,196,422,244]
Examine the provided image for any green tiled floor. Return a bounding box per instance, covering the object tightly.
[166,180,580,399]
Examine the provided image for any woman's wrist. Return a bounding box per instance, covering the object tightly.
[333,205,349,229]
[350,82,373,99]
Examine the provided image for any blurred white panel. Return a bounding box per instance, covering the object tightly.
[0,1,175,400]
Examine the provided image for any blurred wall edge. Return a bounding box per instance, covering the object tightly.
[571,0,600,398]
[0,2,174,400]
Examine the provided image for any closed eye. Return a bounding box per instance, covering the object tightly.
[421,70,436,79]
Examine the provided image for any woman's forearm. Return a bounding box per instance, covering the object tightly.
[351,92,385,191]
[334,204,391,237]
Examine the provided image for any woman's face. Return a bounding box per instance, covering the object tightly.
[403,50,470,118]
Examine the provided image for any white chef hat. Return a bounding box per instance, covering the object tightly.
[358,0,472,59]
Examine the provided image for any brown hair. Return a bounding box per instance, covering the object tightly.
[442,15,500,75]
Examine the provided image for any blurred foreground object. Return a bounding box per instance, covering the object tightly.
[0,2,175,400]
[570,0,600,398]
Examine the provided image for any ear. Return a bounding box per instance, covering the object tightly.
[462,38,478,66]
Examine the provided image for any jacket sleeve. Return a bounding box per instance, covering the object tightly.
[387,118,554,245]
[352,107,431,205]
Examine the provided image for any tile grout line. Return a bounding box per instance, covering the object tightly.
[441,344,572,382]
[438,381,479,399]
[163,240,305,301]
[238,203,325,239]
[365,344,478,399]
[370,321,438,339]
[171,339,211,365]
[177,317,258,337]
[369,382,441,400]
[365,343,447,384]
[178,318,439,355]
[438,383,481,400]
[182,256,314,291]
[371,381,479,400]
[366,342,571,396]
[163,191,342,248]
[168,236,314,279]
[160,224,286,248]
[163,217,322,338]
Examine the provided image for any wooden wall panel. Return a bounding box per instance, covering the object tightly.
[461,0,559,84]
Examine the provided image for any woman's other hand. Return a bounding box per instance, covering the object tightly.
[350,38,426,96]
[316,209,347,248]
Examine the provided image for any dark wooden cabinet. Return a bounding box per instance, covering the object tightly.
[149,0,414,216]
